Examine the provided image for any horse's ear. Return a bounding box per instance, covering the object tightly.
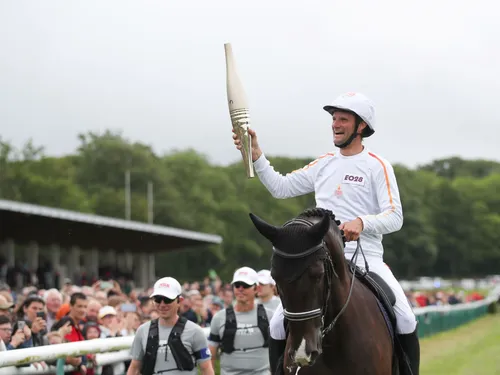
[249,213,279,242]
[308,213,331,241]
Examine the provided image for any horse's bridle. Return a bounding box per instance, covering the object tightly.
[272,217,369,338]
[274,238,335,324]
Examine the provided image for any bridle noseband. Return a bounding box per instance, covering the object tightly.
[272,216,368,338]
[275,238,332,323]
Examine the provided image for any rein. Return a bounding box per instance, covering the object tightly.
[272,217,370,338]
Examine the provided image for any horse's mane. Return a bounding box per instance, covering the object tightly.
[271,207,345,282]
[298,208,343,233]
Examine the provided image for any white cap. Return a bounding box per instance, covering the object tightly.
[257,269,276,285]
[98,306,117,319]
[150,277,182,299]
[231,267,258,285]
[186,289,201,297]
[323,92,376,137]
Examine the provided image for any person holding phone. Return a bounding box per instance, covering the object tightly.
[17,296,48,347]
[6,320,33,350]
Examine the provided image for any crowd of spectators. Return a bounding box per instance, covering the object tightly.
[0,269,279,374]
[405,289,485,308]
[0,268,488,374]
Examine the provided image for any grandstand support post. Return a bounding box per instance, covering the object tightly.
[106,250,116,272]
[139,253,148,289]
[49,244,62,289]
[49,244,60,269]
[124,251,133,273]
[84,248,99,281]
[0,240,14,285]
[116,251,125,273]
[27,241,39,276]
[68,246,80,284]
[148,253,155,286]
[0,239,15,268]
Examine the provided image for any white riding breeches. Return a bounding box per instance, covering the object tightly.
[269,257,417,340]
[365,258,417,334]
[270,302,286,340]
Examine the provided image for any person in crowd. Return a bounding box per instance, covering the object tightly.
[256,269,281,314]
[187,289,212,327]
[52,292,89,375]
[209,297,224,317]
[0,295,14,320]
[180,291,198,323]
[127,276,214,375]
[0,315,31,350]
[208,267,274,375]
[17,295,48,347]
[86,298,102,322]
[43,288,63,331]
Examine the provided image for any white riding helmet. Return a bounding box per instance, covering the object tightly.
[323,92,376,137]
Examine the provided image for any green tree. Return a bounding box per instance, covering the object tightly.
[1,131,499,281]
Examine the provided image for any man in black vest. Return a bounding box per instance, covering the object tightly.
[208,267,275,375]
[127,277,214,375]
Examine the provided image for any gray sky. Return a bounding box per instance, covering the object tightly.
[1,0,498,169]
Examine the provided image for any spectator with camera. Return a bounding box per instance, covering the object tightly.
[16,295,48,347]
[0,315,32,350]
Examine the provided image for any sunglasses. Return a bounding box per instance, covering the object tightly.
[153,296,176,304]
[233,282,253,289]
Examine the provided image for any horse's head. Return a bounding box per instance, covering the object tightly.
[249,208,346,368]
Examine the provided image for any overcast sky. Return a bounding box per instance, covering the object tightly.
[1,0,498,169]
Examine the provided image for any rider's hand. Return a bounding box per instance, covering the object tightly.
[339,218,364,241]
[232,128,262,162]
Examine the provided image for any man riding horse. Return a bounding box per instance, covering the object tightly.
[232,92,420,375]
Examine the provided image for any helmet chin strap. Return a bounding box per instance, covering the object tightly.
[335,122,360,149]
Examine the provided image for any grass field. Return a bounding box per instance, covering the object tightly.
[205,313,500,375]
[421,312,500,375]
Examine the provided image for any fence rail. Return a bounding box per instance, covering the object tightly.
[1,286,498,374]
[415,294,498,338]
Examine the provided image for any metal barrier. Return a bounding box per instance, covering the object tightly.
[0,289,498,374]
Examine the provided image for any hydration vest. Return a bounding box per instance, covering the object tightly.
[220,304,270,354]
[141,316,194,375]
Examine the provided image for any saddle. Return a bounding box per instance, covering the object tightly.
[348,261,397,336]
[348,262,418,375]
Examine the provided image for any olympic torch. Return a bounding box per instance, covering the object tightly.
[224,43,255,178]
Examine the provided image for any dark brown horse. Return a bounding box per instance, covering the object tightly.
[250,208,398,375]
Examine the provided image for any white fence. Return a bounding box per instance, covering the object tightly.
[0,286,498,374]
[0,328,210,374]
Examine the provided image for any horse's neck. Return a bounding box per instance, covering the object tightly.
[327,281,348,315]
[324,262,351,327]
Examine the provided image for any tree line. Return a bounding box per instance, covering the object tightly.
[1,131,499,282]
